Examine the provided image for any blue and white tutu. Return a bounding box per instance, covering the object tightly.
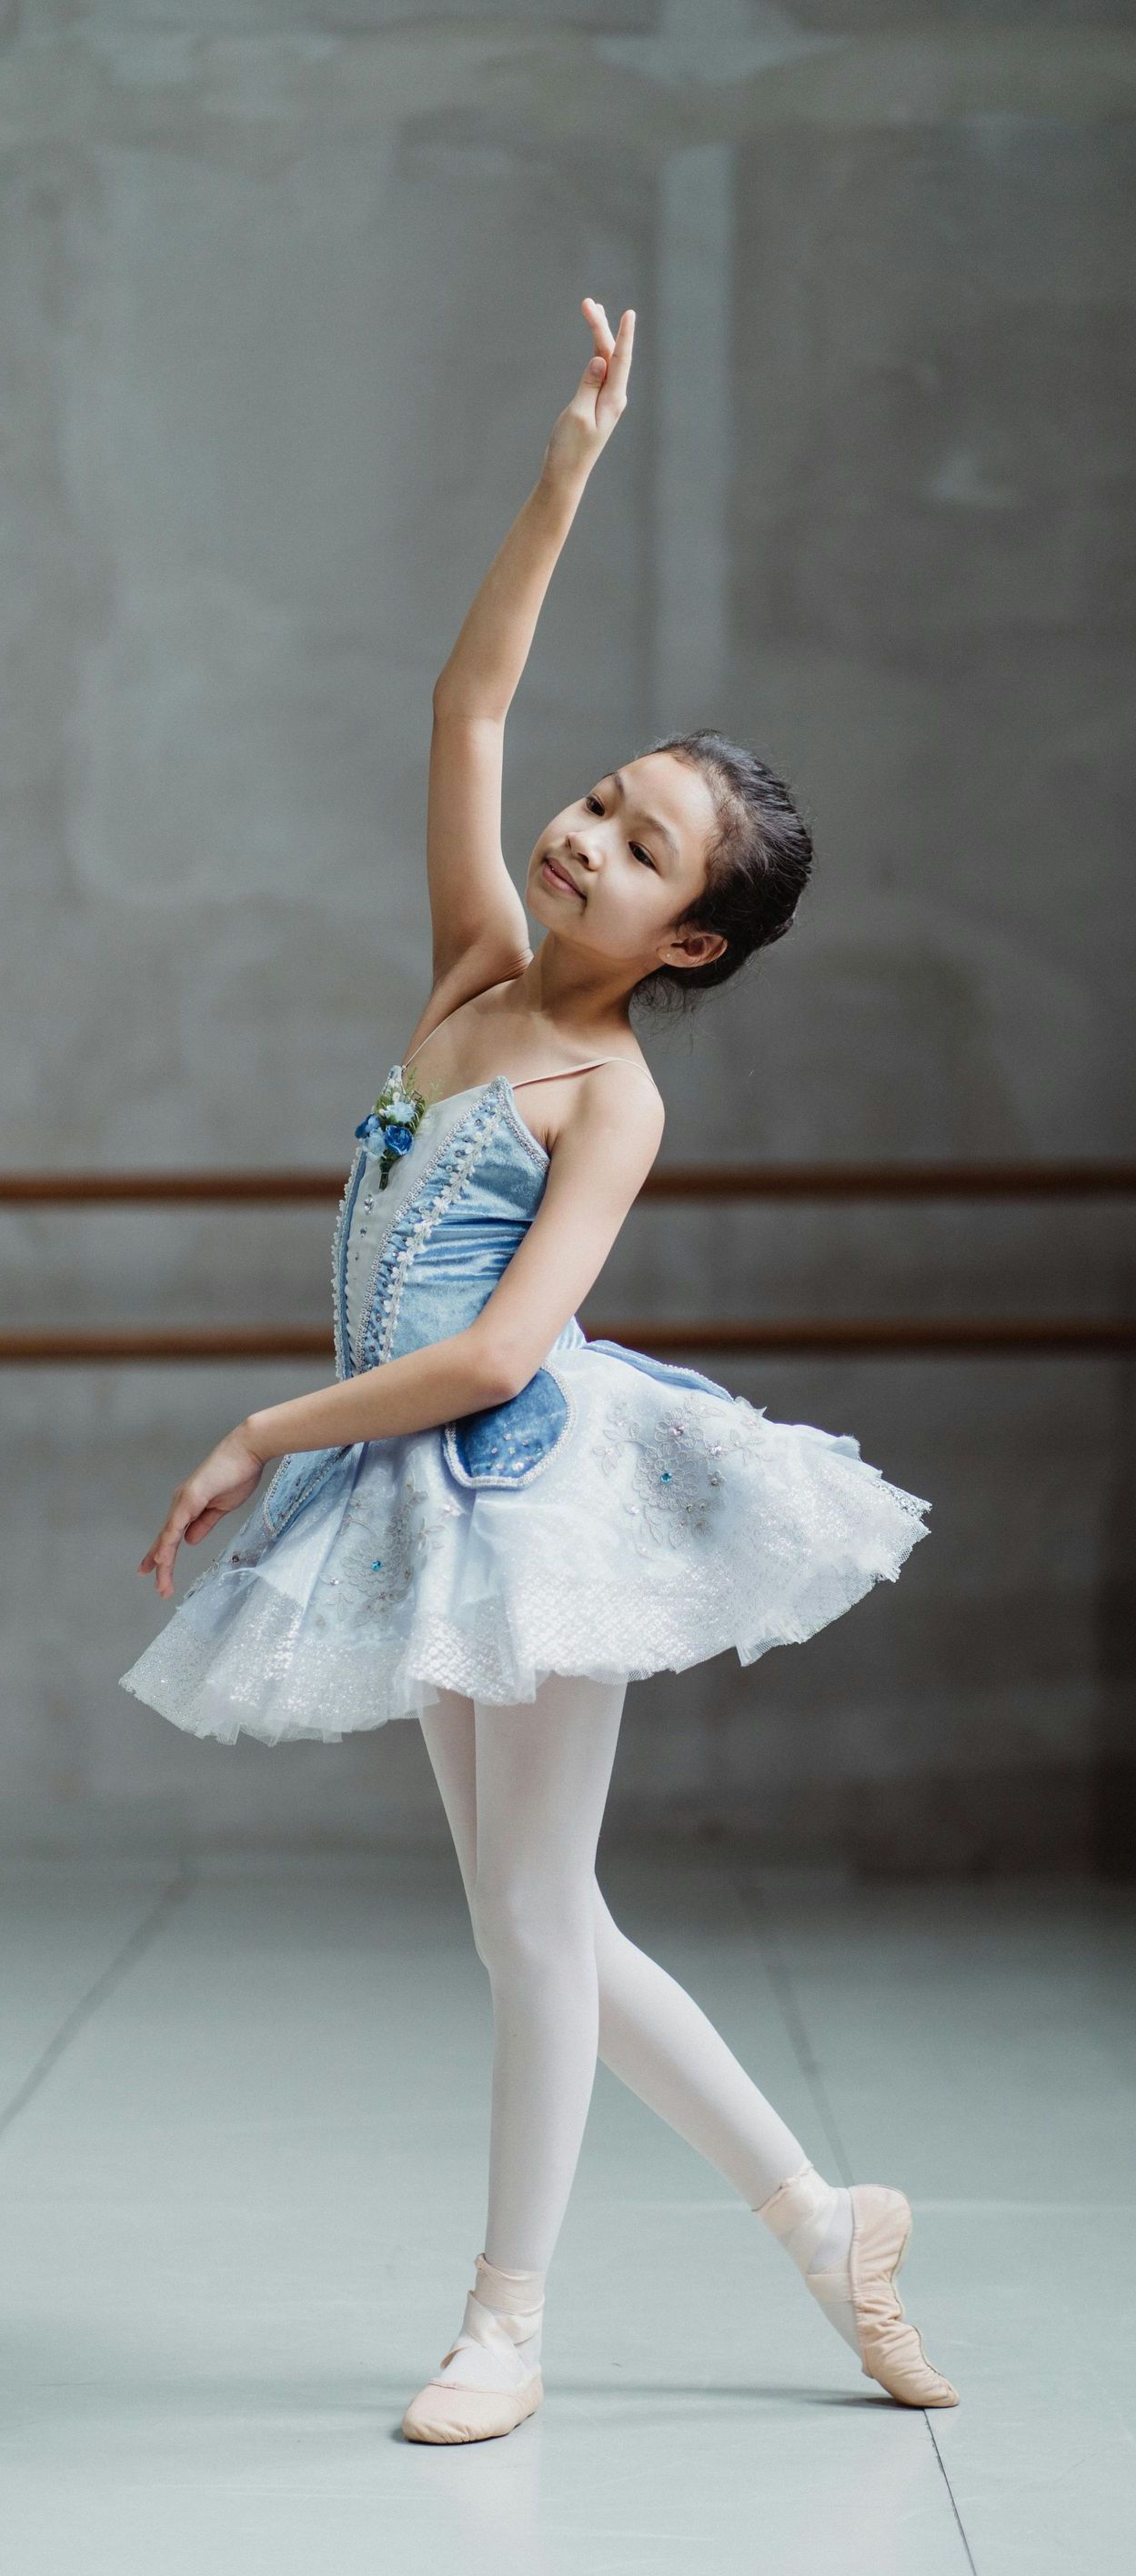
[119,1074,930,1746]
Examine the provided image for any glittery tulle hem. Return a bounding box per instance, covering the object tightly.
[118,1350,930,1749]
[117,1532,927,1750]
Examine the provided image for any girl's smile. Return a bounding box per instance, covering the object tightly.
[540,854,584,897]
[528,752,725,979]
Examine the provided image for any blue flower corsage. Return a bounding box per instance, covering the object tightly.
[354,1062,432,1189]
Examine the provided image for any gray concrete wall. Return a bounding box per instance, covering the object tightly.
[3,5,1132,1871]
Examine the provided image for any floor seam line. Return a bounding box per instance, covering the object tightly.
[926,2411,980,2571]
[724,1868,979,2569]
[0,1867,195,2145]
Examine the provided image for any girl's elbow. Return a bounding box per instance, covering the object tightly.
[431,680,506,728]
[465,1331,535,1408]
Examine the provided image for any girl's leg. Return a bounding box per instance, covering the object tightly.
[404,1673,625,2438]
[416,1683,955,2419]
[469,1671,627,2273]
[420,1686,814,2210]
[590,1881,810,2207]
[417,1686,850,2314]
[417,1686,479,1907]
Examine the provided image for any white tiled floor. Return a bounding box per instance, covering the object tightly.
[2,1844,1133,2573]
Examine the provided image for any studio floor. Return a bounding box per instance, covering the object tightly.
[1,1839,1132,2574]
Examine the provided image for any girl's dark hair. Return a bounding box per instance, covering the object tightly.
[630,727,814,1017]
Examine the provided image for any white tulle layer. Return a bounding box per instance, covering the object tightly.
[118,1348,930,1749]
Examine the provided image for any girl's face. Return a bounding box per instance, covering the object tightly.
[525,752,726,977]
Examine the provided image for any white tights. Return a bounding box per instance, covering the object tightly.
[417,1674,835,2285]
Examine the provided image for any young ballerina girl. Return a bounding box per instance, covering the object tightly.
[121,296,958,2442]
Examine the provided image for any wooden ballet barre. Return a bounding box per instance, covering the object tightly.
[1,1318,1133,1363]
[1,1161,1131,1359]
[0,1161,1134,1206]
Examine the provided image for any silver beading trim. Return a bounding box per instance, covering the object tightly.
[357,1082,513,1375]
[499,1085,551,1173]
[331,1143,367,1380]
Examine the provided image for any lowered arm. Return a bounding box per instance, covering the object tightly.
[242,1068,663,1461]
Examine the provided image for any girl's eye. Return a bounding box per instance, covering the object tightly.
[584,794,654,868]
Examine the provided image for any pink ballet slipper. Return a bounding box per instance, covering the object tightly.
[758,2167,960,2408]
[401,2254,544,2445]
[844,2183,959,2407]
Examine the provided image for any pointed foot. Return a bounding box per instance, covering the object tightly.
[849,2186,960,2408]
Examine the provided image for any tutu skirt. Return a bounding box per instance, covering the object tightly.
[119,1338,930,1748]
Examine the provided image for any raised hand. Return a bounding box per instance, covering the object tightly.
[542,296,636,489]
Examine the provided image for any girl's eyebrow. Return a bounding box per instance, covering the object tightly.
[608,768,679,863]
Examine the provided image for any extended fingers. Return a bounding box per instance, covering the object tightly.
[139,1488,194,1594]
[573,298,635,429]
[152,1524,182,1593]
[601,306,635,405]
[581,295,616,362]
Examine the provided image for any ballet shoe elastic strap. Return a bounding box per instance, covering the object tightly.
[434,2251,545,2378]
[753,2161,838,2273]
[437,2301,531,2376]
[468,2251,545,2340]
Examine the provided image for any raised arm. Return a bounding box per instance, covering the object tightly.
[425,297,635,984]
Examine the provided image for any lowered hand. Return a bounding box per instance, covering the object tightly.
[137,1424,265,1599]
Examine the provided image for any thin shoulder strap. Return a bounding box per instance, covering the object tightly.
[404,1017,654,1090]
[403,1018,447,1070]
[510,1057,655,1092]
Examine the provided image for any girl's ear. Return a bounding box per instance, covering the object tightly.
[663,927,727,971]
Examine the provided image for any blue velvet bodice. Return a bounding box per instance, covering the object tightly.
[258,1072,729,1542]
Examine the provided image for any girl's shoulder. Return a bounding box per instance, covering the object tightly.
[568,1050,662,1108]
[525,1051,664,1164]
